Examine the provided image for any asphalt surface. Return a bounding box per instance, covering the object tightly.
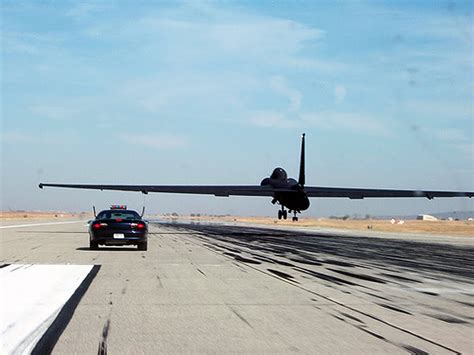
[1,219,473,354]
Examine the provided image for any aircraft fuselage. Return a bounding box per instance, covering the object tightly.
[274,189,310,212]
[261,168,310,214]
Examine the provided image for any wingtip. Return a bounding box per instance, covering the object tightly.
[38,183,43,189]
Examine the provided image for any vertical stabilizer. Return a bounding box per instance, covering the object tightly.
[298,133,305,186]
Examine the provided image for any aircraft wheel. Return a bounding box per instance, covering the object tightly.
[278,210,282,220]
[283,210,288,220]
[292,216,298,222]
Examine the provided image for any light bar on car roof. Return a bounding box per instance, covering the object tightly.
[110,205,127,210]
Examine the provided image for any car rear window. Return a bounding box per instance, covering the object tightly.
[97,210,140,220]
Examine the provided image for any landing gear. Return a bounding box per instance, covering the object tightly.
[277,207,287,220]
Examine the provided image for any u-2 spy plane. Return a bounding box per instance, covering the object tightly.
[39,134,473,221]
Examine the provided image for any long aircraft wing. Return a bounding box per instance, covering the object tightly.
[304,187,473,199]
[38,183,473,199]
[38,183,281,197]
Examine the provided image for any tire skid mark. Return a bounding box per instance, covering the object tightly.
[196,268,206,276]
[376,303,412,315]
[229,307,253,328]
[156,275,163,288]
[267,269,298,283]
[380,272,421,283]
[339,312,364,324]
[294,266,358,287]
[425,314,469,324]
[403,344,429,355]
[327,268,386,284]
[97,318,110,355]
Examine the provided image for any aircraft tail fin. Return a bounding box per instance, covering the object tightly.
[298,133,305,186]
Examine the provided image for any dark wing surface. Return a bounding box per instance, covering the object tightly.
[38,183,292,197]
[304,186,474,199]
[39,183,473,199]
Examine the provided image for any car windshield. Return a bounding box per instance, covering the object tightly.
[97,210,140,220]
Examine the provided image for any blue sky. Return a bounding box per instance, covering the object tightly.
[1,0,473,216]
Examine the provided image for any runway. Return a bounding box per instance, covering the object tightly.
[1,220,473,354]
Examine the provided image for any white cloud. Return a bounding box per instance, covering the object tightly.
[248,111,298,128]
[1,132,36,144]
[270,76,302,111]
[434,128,470,142]
[433,128,473,155]
[137,16,325,57]
[2,31,64,55]
[30,105,78,120]
[0,132,78,145]
[334,84,347,103]
[105,5,334,73]
[301,112,390,136]
[402,100,473,121]
[66,2,111,19]
[247,110,390,136]
[117,133,188,150]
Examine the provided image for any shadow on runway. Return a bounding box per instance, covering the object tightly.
[17,231,87,234]
[76,247,139,252]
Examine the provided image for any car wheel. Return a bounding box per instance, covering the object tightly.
[90,240,99,250]
[138,242,147,251]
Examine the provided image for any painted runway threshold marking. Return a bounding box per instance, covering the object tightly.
[0,264,100,354]
[0,221,84,229]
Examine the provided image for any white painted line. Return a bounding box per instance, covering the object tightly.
[0,221,84,229]
[0,264,95,354]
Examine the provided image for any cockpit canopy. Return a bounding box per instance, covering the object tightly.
[270,167,288,181]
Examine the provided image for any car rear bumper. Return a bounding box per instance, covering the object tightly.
[90,231,147,245]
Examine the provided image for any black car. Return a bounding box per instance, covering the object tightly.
[89,206,148,250]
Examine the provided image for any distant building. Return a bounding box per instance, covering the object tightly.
[417,214,438,221]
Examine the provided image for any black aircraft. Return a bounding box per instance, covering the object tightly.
[39,134,473,221]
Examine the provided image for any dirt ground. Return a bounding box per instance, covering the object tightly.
[0,211,90,220]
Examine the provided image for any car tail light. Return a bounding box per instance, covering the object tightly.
[116,218,123,222]
[136,223,146,229]
[92,222,108,229]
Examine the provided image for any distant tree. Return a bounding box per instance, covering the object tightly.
[342,215,350,220]
[171,212,178,217]
[190,213,195,217]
